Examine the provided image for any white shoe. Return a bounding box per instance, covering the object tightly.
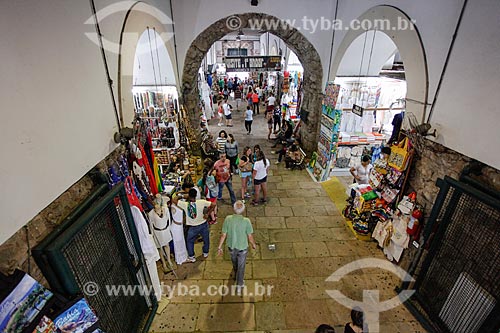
[275,161,280,164]
[203,253,209,258]
[186,256,196,263]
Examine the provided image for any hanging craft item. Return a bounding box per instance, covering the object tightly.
[388,137,411,171]
[125,176,143,210]
[138,141,158,196]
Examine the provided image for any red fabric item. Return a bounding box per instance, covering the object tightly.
[138,142,158,195]
[125,176,143,210]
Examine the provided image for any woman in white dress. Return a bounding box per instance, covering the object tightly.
[169,194,188,265]
[148,194,173,270]
[148,195,173,248]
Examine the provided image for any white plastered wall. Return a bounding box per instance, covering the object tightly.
[0,0,176,244]
[336,31,398,77]
[428,0,500,169]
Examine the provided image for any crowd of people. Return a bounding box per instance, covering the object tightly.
[147,73,372,331]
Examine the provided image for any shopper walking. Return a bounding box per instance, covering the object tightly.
[225,134,239,173]
[198,166,218,225]
[246,88,254,110]
[266,110,273,140]
[252,145,261,162]
[214,153,237,205]
[266,92,276,114]
[216,130,228,155]
[234,86,242,110]
[223,99,233,127]
[252,151,270,205]
[273,105,282,134]
[238,147,253,200]
[177,189,215,262]
[222,86,230,100]
[217,101,224,127]
[244,105,253,135]
[252,90,260,115]
[217,200,257,291]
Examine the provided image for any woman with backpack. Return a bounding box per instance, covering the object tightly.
[252,89,260,115]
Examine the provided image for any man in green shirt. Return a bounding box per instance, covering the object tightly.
[217,201,256,289]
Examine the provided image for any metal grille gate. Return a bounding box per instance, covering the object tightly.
[36,183,157,333]
[403,176,500,332]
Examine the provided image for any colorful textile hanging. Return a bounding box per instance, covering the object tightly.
[146,133,164,193]
[153,156,164,193]
[138,141,158,196]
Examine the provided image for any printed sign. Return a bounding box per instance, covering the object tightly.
[224,56,282,72]
[0,274,53,333]
[54,298,98,333]
[352,104,364,117]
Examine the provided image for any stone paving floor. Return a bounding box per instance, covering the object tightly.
[150,100,426,333]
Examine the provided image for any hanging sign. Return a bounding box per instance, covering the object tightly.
[352,104,364,117]
[224,56,282,72]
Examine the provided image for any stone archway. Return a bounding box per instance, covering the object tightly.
[329,5,429,123]
[182,13,323,153]
[118,1,178,128]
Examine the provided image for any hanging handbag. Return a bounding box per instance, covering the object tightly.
[388,137,411,171]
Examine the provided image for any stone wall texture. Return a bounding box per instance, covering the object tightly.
[181,13,323,154]
[0,146,125,284]
[399,138,500,272]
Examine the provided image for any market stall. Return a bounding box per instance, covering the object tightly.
[342,135,423,262]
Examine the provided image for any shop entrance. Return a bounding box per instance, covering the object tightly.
[181,13,323,153]
[402,176,500,332]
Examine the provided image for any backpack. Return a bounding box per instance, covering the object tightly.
[252,93,259,103]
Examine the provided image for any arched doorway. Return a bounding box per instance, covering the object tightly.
[182,13,323,153]
[329,5,428,123]
[118,1,178,128]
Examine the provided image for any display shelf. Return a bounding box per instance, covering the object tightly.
[329,168,351,177]
[338,142,380,146]
[345,219,372,241]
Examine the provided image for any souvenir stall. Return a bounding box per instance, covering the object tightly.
[342,135,423,262]
[133,86,181,152]
[132,106,202,196]
[307,83,342,182]
[328,77,406,176]
[133,86,178,116]
[280,71,302,122]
